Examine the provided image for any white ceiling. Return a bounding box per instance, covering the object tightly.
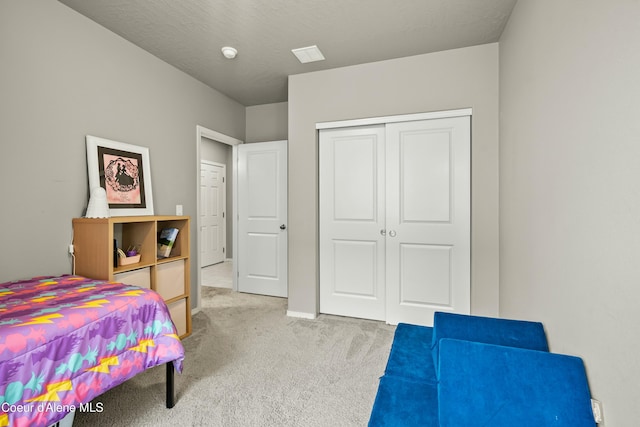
[58,0,517,106]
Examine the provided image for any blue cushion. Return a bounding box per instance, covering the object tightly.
[368,375,438,427]
[431,312,549,371]
[384,323,436,384]
[437,339,595,427]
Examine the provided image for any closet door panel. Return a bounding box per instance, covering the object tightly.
[332,240,379,297]
[399,243,452,307]
[400,130,451,223]
[319,126,386,321]
[386,117,470,326]
[333,138,377,221]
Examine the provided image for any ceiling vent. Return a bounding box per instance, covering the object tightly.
[291,45,325,64]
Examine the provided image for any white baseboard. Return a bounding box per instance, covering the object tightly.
[286,310,316,320]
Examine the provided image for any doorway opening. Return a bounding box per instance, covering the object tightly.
[195,126,242,312]
[202,260,233,288]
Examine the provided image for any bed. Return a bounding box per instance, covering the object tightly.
[0,274,185,427]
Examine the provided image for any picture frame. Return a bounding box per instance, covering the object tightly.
[86,135,154,216]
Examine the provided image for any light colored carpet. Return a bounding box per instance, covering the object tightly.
[73,287,395,426]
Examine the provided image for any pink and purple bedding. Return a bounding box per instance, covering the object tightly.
[0,275,185,427]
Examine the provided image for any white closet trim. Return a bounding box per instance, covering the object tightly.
[316,108,472,130]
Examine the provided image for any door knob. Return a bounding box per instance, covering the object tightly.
[380,229,386,236]
[280,224,287,230]
[388,230,396,237]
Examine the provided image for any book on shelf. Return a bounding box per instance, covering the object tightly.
[157,227,179,258]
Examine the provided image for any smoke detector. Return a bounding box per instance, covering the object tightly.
[292,45,325,63]
[221,46,238,59]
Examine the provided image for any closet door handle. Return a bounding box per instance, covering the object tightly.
[380,229,386,236]
[388,230,397,238]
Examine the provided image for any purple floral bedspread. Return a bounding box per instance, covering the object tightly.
[0,275,185,427]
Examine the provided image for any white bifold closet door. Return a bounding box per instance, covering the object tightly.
[319,116,470,326]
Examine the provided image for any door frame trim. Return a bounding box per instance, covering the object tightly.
[195,125,242,314]
[316,108,472,130]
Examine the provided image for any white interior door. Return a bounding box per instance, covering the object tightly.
[385,117,471,325]
[237,140,288,297]
[200,161,226,267]
[319,126,386,320]
[319,115,470,326]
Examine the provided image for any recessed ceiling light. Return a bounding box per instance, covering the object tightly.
[292,45,325,64]
[221,46,238,59]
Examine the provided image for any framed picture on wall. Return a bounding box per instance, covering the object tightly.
[86,135,154,216]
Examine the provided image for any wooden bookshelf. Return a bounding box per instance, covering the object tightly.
[72,215,191,338]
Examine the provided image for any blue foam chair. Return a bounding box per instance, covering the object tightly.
[369,312,595,426]
[431,311,549,371]
[438,338,595,426]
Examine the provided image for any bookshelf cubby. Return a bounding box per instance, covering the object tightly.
[72,215,191,338]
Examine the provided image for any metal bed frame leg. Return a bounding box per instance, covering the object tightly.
[166,361,175,408]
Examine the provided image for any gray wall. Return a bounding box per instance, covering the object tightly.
[499,1,640,425]
[288,44,500,317]
[245,102,288,143]
[0,0,246,311]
